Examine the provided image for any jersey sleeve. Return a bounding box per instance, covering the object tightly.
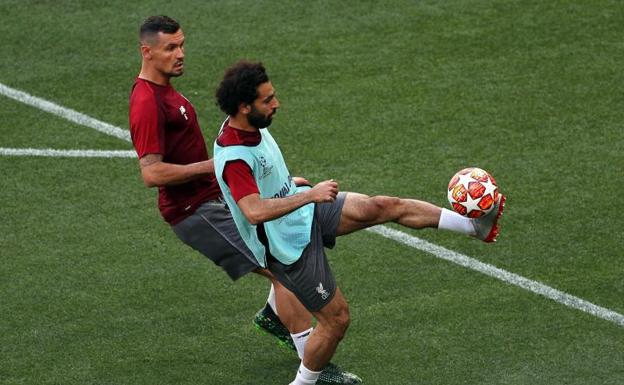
[223,160,260,202]
[129,87,165,159]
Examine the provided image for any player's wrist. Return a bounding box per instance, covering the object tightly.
[203,159,215,174]
[303,189,318,204]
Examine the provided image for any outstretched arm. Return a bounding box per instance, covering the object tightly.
[237,180,338,225]
[139,153,214,187]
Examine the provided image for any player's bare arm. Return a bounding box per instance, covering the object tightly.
[139,153,215,187]
[237,179,338,225]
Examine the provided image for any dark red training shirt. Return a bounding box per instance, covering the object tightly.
[129,77,220,224]
[216,122,261,202]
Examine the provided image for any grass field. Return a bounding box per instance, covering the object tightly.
[1,1,623,384]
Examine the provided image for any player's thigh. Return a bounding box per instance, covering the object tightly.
[337,193,404,235]
[337,192,387,235]
[267,221,337,312]
[172,201,259,280]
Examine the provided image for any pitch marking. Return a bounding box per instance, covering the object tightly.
[0,147,135,158]
[367,225,624,327]
[2,82,623,328]
[0,82,131,142]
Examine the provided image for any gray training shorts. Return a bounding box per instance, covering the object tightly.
[172,200,260,280]
[267,192,347,312]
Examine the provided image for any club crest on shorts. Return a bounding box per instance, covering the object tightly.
[316,282,330,300]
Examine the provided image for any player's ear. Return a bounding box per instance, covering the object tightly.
[239,103,251,115]
[140,44,152,60]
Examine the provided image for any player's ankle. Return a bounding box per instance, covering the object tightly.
[438,208,476,235]
[290,361,321,384]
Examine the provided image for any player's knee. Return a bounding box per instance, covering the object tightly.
[328,304,351,340]
[368,195,401,219]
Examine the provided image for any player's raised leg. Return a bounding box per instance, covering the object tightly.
[337,192,505,242]
[337,193,441,235]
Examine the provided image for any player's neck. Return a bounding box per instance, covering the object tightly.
[228,115,258,133]
[138,65,171,86]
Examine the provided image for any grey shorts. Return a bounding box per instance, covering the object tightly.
[267,192,347,312]
[172,200,259,280]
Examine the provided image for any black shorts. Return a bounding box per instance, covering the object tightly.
[267,192,346,312]
[172,200,259,281]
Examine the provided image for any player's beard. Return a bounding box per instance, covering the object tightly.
[247,105,275,129]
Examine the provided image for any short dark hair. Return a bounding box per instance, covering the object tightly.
[215,60,270,116]
[139,15,180,43]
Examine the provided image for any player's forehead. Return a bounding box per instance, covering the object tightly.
[154,29,185,46]
[256,82,275,100]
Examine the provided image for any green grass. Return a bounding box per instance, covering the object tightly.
[1,0,623,384]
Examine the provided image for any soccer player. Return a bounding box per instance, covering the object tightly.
[128,16,360,384]
[213,61,505,385]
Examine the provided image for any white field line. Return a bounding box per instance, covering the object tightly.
[367,225,624,327]
[0,82,131,142]
[0,147,135,158]
[2,82,623,328]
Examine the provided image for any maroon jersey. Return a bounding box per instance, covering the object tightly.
[129,77,220,224]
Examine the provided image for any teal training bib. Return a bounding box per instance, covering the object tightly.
[214,123,314,266]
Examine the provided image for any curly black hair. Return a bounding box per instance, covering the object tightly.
[215,60,269,116]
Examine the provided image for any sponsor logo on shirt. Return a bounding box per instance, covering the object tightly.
[273,176,294,199]
[273,181,291,198]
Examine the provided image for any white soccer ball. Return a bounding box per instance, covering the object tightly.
[447,167,499,218]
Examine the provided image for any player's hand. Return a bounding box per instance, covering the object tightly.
[309,179,338,203]
[292,176,311,187]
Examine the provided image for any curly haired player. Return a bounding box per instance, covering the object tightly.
[213,60,505,385]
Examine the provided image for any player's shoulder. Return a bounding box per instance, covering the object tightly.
[130,79,157,101]
[130,80,161,115]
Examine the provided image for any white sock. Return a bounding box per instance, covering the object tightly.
[438,208,476,235]
[267,284,277,314]
[290,362,321,385]
[291,327,313,359]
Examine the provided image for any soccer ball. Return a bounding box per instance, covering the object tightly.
[447,167,499,218]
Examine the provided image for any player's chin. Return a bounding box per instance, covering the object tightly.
[169,66,185,77]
